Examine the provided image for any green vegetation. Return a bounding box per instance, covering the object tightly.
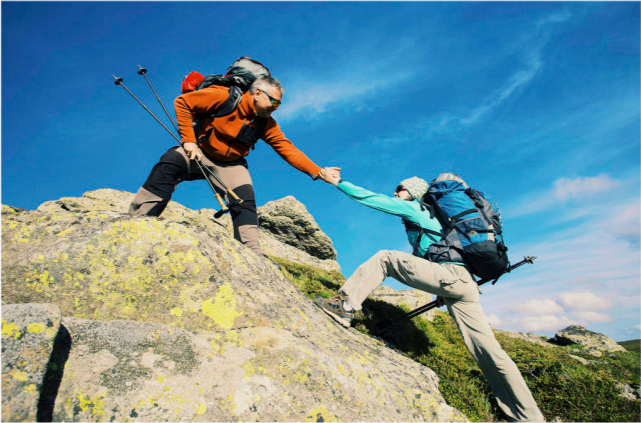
[272,257,641,422]
[618,339,641,353]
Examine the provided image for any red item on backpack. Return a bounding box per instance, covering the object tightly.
[181,71,205,94]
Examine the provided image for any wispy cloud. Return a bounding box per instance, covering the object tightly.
[511,298,564,315]
[508,314,576,333]
[573,311,612,323]
[482,196,640,338]
[507,174,631,219]
[276,36,425,122]
[559,291,612,311]
[425,54,542,134]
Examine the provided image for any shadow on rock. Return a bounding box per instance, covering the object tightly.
[37,324,71,422]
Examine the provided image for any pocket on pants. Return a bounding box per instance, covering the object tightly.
[400,258,417,277]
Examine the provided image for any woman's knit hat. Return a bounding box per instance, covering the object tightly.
[398,176,428,200]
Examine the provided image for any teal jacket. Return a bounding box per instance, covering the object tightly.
[337,180,442,257]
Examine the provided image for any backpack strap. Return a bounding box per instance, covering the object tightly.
[194,86,243,144]
[403,220,443,256]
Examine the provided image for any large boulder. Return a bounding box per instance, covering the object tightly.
[1,191,465,422]
[371,286,437,322]
[1,303,61,422]
[555,325,626,353]
[258,196,337,260]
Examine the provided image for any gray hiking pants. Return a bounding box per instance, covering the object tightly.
[129,146,263,255]
[340,250,545,422]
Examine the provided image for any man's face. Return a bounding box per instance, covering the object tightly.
[253,86,282,118]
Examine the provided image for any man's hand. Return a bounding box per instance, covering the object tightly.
[318,167,341,186]
[436,296,445,307]
[183,142,203,161]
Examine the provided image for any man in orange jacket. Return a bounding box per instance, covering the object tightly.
[129,75,336,256]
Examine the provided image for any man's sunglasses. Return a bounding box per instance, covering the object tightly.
[260,89,282,107]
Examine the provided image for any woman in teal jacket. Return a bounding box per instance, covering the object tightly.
[316,168,544,422]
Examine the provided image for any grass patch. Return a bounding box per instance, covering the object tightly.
[273,257,641,422]
[618,339,641,353]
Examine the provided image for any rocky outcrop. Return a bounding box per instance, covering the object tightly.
[371,286,437,322]
[258,196,336,260]
[555,325,626,353]
[1,303,61,422]
[1,190,465,422]
[35,189,340,273]
[495,330,556,348]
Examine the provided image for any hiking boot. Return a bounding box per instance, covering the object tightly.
[314,294,355,328]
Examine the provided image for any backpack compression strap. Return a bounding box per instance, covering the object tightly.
[194,86,243,144]
[403,220,443,256]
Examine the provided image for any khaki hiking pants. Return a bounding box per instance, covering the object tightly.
[129,146,263,255]
[340,250,545,422]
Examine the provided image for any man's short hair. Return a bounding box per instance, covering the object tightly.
[249,75,284,95]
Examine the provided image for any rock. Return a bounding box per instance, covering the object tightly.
[568,354,590,365]
[495,330,556,347]
[555,326,626,353]
[258,196,337,260]
[31,189,341,272]
[616,382,641,401]
[371,286,437,322]
[42,316,467,422]
[1,191,465,422]
[1,303,62,422]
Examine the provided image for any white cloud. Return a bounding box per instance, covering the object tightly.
[553,174,620,202]
[487,313,502,327]
[511,298,563,315]
[573,311,612,323]
[506,174,633,219]
[513,314,575,332]
[559,291,612,311]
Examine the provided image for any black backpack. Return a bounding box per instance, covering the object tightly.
[181,57,271,147]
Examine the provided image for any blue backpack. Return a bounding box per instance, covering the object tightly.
[420,172,509,280]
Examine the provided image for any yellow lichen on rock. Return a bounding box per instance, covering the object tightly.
[1,320,21,339]
[305,406,338,422]
[26,322,46,334]
[9,370,29,381]
[201,283,241,331]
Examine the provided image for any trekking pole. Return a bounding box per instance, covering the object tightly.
[131,70,244,213]
[137,66,180,134]
[112,75,242,217]
[373,256,537,334]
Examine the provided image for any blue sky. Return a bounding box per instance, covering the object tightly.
[2,2,639,341]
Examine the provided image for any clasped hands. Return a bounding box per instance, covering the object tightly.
[318,167,341,186]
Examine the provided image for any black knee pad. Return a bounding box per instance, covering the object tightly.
[142,148,190,200]
[229,184,257,227]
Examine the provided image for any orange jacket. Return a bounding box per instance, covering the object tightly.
[174,86,321,178]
